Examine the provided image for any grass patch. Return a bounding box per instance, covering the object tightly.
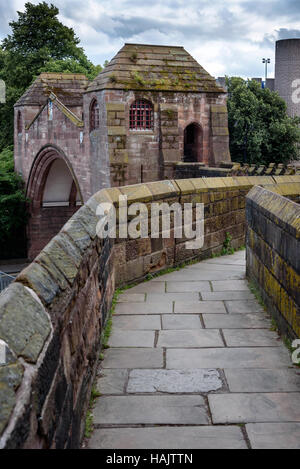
[84,386,101,439]
[248,280,266,310]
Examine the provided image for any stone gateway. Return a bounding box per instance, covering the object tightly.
[14,43,230,259]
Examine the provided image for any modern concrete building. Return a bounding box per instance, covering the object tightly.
[275,38,300,118]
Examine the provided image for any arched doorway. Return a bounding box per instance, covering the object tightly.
[183,123,203,162]
[26,147,83,259]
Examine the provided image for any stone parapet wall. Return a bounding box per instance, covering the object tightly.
[246,185,300,339]
[174,162,300,180]
[1,175,300,448]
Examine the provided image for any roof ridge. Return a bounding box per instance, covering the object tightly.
[124,43,185,49]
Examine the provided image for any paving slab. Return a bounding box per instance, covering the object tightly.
[113,315,161,330]
[209,393,300,424]
[225,300,264,314]
[89,426,247,449]
[246,423,300,449]
[167,347,291,369]
[115,302,172,315]
[174,301,226,314]
[201,291,254,301]
[225,368,300,393]
[96,369,128,395]
[186,267,245,279]
[152,271,244,281]
[203,253,246,266]
[166,281,211,292]
[117,293,145,303]
[157,329,223,348]
[223,329,281,347]
[108,330,155,348]
[146,292,199,302]
[211,280,249,291]
[89,251,298,449]
[127,369,223,393]
[186,263,245,271]
[128,282,165,293]
[93,395,209,425]
[102,348,163,369]
[162,314,202,330]
[203,313,271,329]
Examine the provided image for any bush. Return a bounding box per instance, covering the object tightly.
[227,77,300,165]
[0,146,28,259]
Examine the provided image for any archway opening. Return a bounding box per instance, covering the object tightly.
[183,123,203,162]
[26,149,82,259]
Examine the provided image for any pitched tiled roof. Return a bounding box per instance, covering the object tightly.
[87,44,224,93]
[15,73,89,107]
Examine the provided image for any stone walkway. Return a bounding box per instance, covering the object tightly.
[89,251,300,449]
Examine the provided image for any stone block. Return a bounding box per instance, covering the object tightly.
[209,393,300,424]
[119,184,153,203]
[72,205,99,240]
[16,262,60,306]
[93,395,209,425]
[96,369,128,395]
[62,219,91,254]
[42,239,78,284]
[225,368,300,393]
[127,369,223,393]
[166,347,291,369]
[203,313,271,329]
[89,426,247,449]
[107,126,126,136]
[113,315,161,330]
[146,180,180,200]
[0,283,51,363]
[102,348,163,369]
[106,103,125,111]
[246,423,300,449]
[108,330,155,348]
[0,342,24,434]
[157,329,223,348]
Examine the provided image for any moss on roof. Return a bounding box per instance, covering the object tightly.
[87,44,224,94]
[15,73,89,107]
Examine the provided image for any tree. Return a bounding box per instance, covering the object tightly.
[0,2,102,150]
[38,58,102,81]
[226,77,300,165]
[0,147,28,259]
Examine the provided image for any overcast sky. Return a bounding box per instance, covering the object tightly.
[1,0,300,78]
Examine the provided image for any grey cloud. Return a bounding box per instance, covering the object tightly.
[86,7,248,44]
[242,0,300,20]
[276,28,300,39]
[0,3,18,40]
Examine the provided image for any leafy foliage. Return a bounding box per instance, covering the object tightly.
[0,147,28,258]
[0,2,103,151]
[226,77,300,165]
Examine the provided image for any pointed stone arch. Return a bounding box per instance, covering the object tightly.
[26,145,83,259]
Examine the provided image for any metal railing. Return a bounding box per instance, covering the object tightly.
[0,271,15,293]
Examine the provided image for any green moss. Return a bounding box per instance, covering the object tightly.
[130,52,138,63]
[84,385,101,439]
[109,74,118,83]
[132,71,145,86]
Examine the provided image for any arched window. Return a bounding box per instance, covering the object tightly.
[17,111,22,134]
[90,99,100,131]
[130,100,153,130]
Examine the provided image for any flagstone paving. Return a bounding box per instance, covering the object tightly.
[89,251,300,449]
